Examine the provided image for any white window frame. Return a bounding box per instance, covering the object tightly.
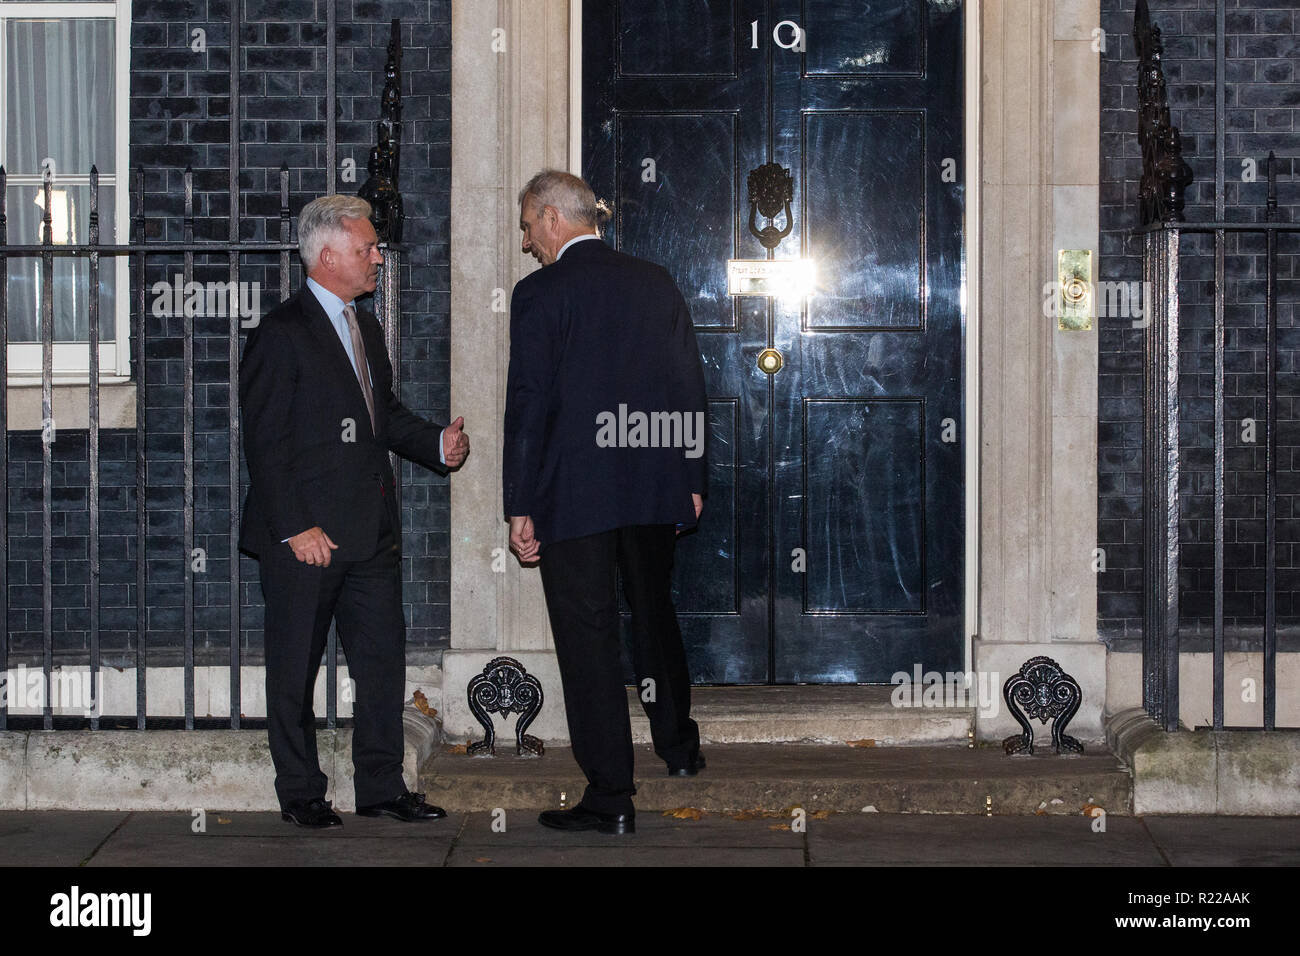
[1,0,132,384]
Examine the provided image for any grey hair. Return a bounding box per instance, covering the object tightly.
[518,169,609,228]
[298,194,373,270]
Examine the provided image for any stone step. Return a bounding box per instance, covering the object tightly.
[626,685,974,746]
[418,743,1133,816]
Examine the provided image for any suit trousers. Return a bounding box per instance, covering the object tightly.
[259,506,407,808]
[539,524,701,815]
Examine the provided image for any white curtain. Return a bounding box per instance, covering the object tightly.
[4,17,115,342]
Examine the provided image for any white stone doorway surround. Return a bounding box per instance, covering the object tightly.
[446,1,1104,744]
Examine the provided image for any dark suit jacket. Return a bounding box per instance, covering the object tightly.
[503,238,708,547]
[239,285,447,562]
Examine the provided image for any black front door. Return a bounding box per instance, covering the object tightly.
[585,0,965,683]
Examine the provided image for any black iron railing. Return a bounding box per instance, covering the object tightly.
[1135,0,1294,731]
[0,6,405,732]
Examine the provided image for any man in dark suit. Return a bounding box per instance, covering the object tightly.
[504,170,708,835]
[240,194,469,828]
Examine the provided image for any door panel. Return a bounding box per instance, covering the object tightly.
[672,399,740,616]
[803,0,925,76]
[802,398,925,614]
[616,0,737,77]
[585,0,964,684]
[803,111,924,330]
[616,112,739,330]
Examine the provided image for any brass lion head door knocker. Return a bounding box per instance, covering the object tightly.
[746,162,794,251]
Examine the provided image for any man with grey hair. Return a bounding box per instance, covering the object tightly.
[506,170,708,835]
[512,169,605,255]
[240,194,469,828]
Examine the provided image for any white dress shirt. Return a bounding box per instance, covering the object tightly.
[556,233,600,260]
[307,277,373,388]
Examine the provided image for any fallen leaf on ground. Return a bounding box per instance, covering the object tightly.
[728,809,785,821]
[1082,803,1104,817]
[217,817,231,824]
[846,739,877,747]
[663,807,705,820]
[411,690,437,718]
[474,857,491,863]
[768,823,792,831]
[445,743,468,754]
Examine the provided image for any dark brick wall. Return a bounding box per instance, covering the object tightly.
[1099,0,1300,639]
[5,0,451,666]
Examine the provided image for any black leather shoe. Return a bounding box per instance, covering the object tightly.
[281,797,343,828]
[667,751,707,777]
[538,806,635,834]
[355,790,447,822]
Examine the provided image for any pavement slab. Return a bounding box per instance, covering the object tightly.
[3,809,1297,868]
[98,810,462,841]
[804,813,1166,866]
[444,844,807,867]
[1140,816,1300,866]
[452,810,808,848]
[83,811,465,867]
[0,811,129,867]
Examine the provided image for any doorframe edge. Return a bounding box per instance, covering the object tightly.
[963,0,981,676]
[568,0,583,176]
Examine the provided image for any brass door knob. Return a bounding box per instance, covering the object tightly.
[757,348,783,375]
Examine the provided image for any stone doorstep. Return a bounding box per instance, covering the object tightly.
[419,743,1134,816]
[0,707,441,812]
[1107,707,1300,815]
[0,715,1130,815]
[611,686,971,746]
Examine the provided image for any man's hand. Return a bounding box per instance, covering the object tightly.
[288,527,338,567]
[442,416,470,468]
[677,494,704,536]
[509,515,540,563]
